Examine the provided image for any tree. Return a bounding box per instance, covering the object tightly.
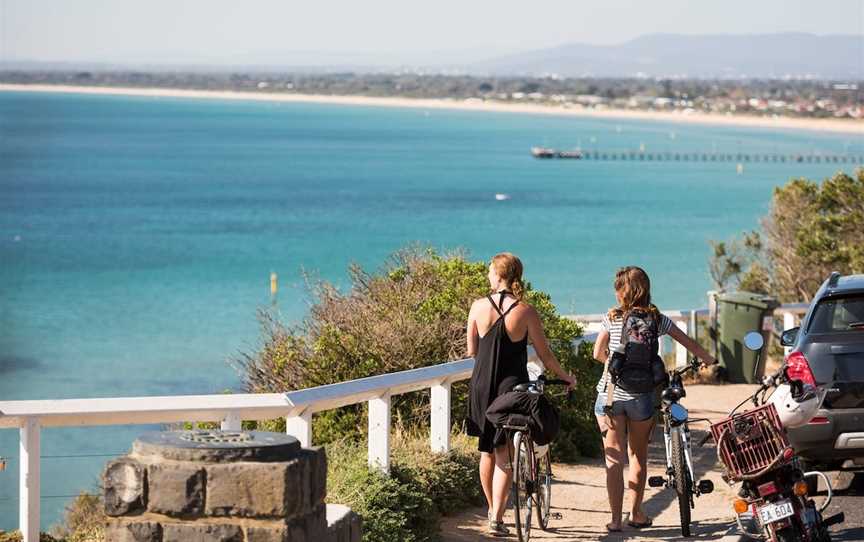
[709,169,864,302]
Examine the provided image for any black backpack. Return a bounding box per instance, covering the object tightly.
[609,309,666,393]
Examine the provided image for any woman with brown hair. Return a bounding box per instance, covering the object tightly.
[466,252,576,536]
[593,266,716,532]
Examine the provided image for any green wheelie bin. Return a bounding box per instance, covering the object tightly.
[715,291,779,383]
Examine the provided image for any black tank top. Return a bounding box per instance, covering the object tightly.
[466,292,529,437]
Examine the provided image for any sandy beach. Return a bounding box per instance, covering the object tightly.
[1,83,862,135]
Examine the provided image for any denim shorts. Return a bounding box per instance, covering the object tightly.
[593,392,655,421]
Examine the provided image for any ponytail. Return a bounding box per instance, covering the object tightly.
[491,253,525,299]
[510,277,525,299]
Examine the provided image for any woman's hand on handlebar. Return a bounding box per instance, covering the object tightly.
[699,354,718,367]
[561,372,577,391]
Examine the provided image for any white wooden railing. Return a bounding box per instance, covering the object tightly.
[0,341,591,542]
[0,302,809,541]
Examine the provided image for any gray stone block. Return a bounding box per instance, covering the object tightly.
[147,463,206,517]
[104,457,147,516]
[162,523,243,542]
[305,447,327,506]
[325,504,361,542]
[245,524,288,542]
[206,462,284,517]
[104,519,162,542]
[290,504,327,542]
[206,457,312,518]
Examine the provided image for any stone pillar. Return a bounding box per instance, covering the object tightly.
[103,430,360,542]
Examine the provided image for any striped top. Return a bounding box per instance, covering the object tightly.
[595,311,675,401]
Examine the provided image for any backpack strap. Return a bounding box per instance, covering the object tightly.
[604,311,625,412]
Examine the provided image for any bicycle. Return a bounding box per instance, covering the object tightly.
[499,376,571,542]
[648,357,715,537]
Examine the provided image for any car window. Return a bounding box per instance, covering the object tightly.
[808,294,864,333]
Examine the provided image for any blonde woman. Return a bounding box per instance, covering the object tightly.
[593,266,716,532]
[466,253,576,536]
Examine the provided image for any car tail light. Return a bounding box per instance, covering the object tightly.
[808,416,830,425]
[785,351,816,386]
[758,481,779,497]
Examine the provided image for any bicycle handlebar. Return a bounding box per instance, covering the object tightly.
[672,357,702,377]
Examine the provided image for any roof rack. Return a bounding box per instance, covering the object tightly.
[828,272,841,287]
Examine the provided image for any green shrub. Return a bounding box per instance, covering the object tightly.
[237,246,601,460]
[326,430,484,542]
[49,492,105,542]
[0,532,60,542]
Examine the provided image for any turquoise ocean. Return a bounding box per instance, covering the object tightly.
[0,90,860,528]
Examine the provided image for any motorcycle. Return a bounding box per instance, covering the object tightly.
[706,331,844,542]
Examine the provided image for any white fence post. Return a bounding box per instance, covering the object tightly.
[286,412,312,448]
[675,320,688,367]
[220,411,241,431]
[430,382,451,453]
[783,311,796,356]
[20,418,40,542]
[368,394,391,473]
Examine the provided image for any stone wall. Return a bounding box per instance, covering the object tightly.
[103,431,360,542]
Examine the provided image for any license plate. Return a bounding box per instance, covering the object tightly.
[758,500,794,525]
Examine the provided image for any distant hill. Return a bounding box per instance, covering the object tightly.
[471,33,863,79]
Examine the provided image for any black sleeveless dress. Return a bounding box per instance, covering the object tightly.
[466,293,529,452]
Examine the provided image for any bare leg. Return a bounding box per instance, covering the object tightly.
[490,444,513,522]
[627,416,655,523]
[479,451,494,514]
[597,413,628,530]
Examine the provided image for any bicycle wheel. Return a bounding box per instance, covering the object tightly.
[513,431,534,542]
[671,431,692,537]
[535,447,552,530]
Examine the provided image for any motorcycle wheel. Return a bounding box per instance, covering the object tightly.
[773,527,804,542]
[671,432,692,537]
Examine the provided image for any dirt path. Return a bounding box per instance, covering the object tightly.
[441,384,756,541]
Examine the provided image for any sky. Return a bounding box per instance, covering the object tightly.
[1,0,863,66]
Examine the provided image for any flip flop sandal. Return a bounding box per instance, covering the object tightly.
[627,518,654,529]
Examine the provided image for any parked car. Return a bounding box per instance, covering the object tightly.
[780,272,864,471]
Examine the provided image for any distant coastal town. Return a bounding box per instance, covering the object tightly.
[2,70,861,122]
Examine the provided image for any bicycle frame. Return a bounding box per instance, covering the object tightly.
[662,419,696,492]
[649,358,714,537]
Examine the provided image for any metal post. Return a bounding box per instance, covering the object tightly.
[220,411,241,431]
[20,418,40,542]
[286,412,312,448]
[783,311,795,356]
[430,383,451,453]
[368,394,391,473]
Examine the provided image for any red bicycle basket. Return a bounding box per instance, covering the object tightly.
[710,403,790,480]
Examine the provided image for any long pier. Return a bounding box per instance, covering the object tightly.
[531,147,863,164]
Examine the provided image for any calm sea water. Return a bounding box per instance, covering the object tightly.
[0,90,859,528]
